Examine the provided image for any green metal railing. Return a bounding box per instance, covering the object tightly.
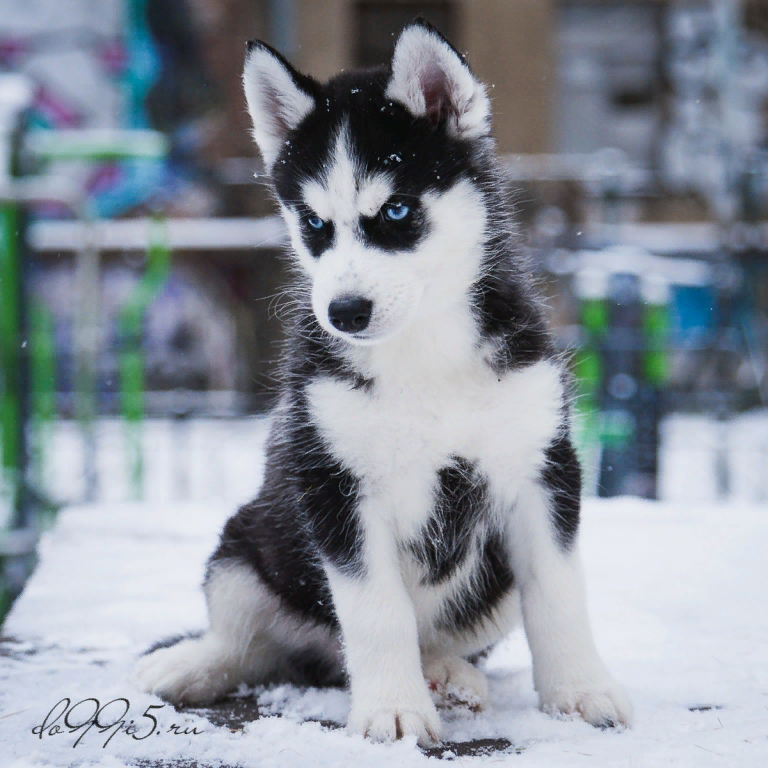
[119,216,172,498]
[1,126,169,623]
[1,203,21,518]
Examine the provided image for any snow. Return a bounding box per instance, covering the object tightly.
[659,411,768,502]
[5,415,275,530]
[2,491,768,766]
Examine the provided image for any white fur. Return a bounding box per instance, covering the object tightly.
[326,523,441,744]
[243,46,315,169]
[508,481,633,725]
[136,561,340,706]
[285,127,488,345]
[301,128,395,222]
[386,24,491,138]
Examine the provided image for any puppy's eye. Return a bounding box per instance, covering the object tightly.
[307,215,325,230]
[383,203,410,221]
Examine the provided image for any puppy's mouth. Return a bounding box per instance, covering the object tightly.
[337,331,392,346]
[321,315,405,347]
[316,289,423,346]
[322,321,387,346]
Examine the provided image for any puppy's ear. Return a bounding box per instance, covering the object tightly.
[242,41,317,169]
[386,19,490,139]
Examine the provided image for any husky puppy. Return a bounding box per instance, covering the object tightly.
[136,19,632,745]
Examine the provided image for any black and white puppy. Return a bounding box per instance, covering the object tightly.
[136,19,632,745]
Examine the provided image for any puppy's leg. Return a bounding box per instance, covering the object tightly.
[326,515,440,746]
[135,559,284,706]
[510,449,632,728]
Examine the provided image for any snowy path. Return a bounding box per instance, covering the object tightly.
[1,496,767,767]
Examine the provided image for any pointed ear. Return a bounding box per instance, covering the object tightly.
[385,19,491,139]
[242,40,317,169]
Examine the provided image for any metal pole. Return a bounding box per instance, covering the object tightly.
[0,202,23,524]
[74,211,100,502]
[119,215,171,499]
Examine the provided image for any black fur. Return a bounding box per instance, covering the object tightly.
[297,203,336,258]
[359,195,429,253]
[282,648,347,687]
[208,397,363,627]
[540,430,582,551]
[411,457,489,585]
[473,233,554,373]
[438,531,515,632]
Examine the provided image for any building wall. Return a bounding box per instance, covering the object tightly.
[461,0,555,154]
[297,0,353,80]
[295,0,556,154]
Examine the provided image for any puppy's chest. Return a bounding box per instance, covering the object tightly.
[307,358,563,533]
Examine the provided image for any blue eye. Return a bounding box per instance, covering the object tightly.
[308,216,325,230]
[384,203,410,221]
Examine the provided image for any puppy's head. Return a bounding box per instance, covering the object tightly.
[243,19,492,345]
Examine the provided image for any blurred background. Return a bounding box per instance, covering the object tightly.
[1,0,767,619]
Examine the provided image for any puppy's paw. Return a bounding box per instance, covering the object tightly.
[135,637,235,706]
[349,700,441,746]
[540,677,633,729]
[424,656,488,711]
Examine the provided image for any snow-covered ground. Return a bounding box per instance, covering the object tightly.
[34,416,274,510]
[2,491,767,767]
[659,411,768,502]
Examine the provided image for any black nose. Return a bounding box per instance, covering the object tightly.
[328,297,373,333]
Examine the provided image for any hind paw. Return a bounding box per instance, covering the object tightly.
[135,637,235,706]
[424,656,488,710]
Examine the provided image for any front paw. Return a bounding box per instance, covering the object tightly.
[348,700,441,746]
[540,678,633,728]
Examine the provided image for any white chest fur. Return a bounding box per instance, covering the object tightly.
[306,338,564,539]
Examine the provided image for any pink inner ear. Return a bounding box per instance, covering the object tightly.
[421,65,451,126]
[263,82,293,139]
